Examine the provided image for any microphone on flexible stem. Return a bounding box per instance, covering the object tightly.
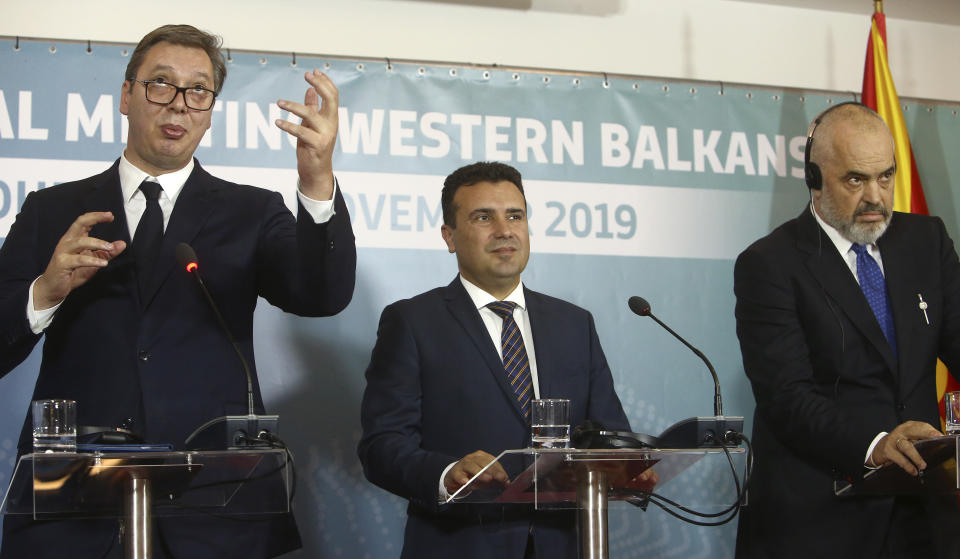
[628,296,722,416]
[177,243,279,449]
[177,243,255,416]
[628,296,743,448]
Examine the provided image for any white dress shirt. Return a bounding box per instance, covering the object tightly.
[459,276,541,398]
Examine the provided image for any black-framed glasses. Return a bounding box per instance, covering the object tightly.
[132,79,217,111]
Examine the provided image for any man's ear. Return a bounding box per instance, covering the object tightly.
[119,80,131,116]
[441,224,456,254]
[810,186,822,205]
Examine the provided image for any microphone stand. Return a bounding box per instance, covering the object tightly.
[177,243,280,450]
[628,296,743,448]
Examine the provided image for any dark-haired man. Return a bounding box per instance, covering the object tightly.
[734,103,960,558]
[0,24,355,558]
[358,161,634,559]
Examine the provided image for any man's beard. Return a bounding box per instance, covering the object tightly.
[818,189,891,245]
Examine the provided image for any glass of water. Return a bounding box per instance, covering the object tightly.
[946,392,960,435]
[32,399,77,453]
[531,398,570,449]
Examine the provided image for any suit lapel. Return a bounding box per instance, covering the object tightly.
[798,209,898,374]
[81,161,137,295]
[443,278,529,423]
[140,162,218,309]
[83,161,131,246]
[524,288,555,397]
[877,215,917,376]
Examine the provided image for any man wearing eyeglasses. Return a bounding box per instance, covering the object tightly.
[0,24,355,559]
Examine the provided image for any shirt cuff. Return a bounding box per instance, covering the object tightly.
[864,431,888,469]
[438,461,458,501]
[296,177,338,224]
[27,277,60,334]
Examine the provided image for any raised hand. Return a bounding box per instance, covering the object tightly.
[276,69,340,201]
[34,212,126,310]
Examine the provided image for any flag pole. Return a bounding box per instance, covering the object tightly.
[874,0,882,14]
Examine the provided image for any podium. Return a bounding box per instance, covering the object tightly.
[445,447,745,559]
[835,435,959,497]
[0,449,290,559]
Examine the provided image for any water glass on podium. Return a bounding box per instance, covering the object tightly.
[946,392,960,435]
[531,398,570,448]
[32,399,77,453]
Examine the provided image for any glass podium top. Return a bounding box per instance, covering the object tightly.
[445,446,746,509]
[1,449,290,519]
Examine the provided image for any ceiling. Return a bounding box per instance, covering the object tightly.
[394,0,959,25]
[732,0,960,26]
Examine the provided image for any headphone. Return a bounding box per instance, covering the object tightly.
[803,101,868,190]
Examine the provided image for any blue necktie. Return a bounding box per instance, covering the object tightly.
[852,243,897,356]
[486,301,533,420]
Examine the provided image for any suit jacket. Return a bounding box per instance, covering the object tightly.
[0,159,356,559]
[357,277,630,559]
[733,208,960,558]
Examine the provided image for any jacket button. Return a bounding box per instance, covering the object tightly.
[328,240,335,251]
[897,404,906,412]
[138,350,149,362]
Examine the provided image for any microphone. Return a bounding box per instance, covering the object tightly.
[628,296,743,448]
[628,296,721,416]
[177,243,279,449]
[176,243,255,416]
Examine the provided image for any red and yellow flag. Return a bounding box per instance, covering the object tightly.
[861,2,959,424]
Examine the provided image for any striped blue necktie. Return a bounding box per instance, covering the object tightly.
[852,243,898,356]
[486,301,533,420]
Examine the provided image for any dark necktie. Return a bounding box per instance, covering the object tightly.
[852,243,898,356]
[486,301,533,420]
[134,180,163,301]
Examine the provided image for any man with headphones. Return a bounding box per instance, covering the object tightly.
[734,102,960,558]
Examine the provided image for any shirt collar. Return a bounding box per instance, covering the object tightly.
[119,153,194,203]
[459,275,526,311]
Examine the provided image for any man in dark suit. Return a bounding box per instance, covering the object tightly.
[0,25,355,558]
[358,161,639,559]
[734,103,960,558]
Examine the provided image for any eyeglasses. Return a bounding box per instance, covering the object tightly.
[132,79,217,111]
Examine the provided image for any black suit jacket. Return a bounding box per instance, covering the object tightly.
[357,277,630,559]
[734,208,960,558]
[0,160,356,558]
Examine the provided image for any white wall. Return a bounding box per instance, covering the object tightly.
[3,0,960,102]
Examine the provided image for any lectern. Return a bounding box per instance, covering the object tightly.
[1,449,290,559]
[835,435,959,497]
[445,447,745,559]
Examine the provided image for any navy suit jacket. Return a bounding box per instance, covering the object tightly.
[0,160,356,558]
[734,208,960,558]
[358,277,629,559]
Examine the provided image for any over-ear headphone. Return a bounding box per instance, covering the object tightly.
[804,101,868,190]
